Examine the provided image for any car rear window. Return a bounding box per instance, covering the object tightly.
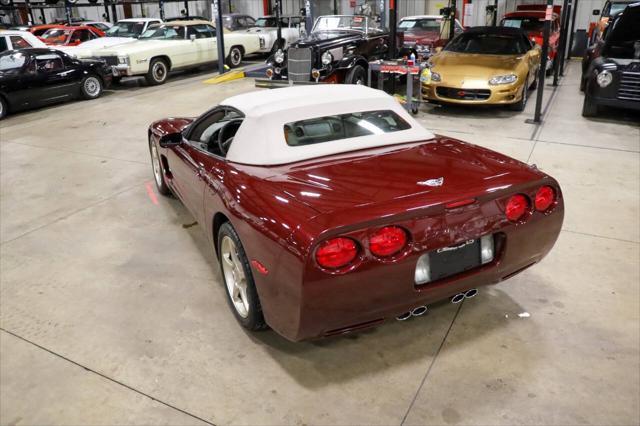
[284,110,412,146]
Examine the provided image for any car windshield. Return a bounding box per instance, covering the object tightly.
[0,51,27,73]
[609,2,631,16]
[254,17,278,27]
[445,33,529,55]
[40,29,72,44]
[313,16,368,33]
[106,21,146,37]
[603,7,640,58]
[501,17,544,31]
[398,18,441,32]
[284,110,411,146]
[139,25,186,40]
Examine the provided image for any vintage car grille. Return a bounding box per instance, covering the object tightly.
[287,47,312,82]
[436,87,491,101]
[97,56,118,66]
[618,71,640,102]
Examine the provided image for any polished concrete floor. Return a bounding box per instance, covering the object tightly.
[0,62,638,426]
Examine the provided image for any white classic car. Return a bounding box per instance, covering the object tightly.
[0,30,47,51]
[57,18,163,59]
[94,20,260,85]
[243,16,303,53]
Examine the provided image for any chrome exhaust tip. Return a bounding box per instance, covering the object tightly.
[464,288,478,299]
[396,311,412,321]
[451,293,465,304]
[411,306,428,316]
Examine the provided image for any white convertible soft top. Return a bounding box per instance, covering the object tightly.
[222,85,435,166]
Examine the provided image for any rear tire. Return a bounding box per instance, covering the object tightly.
[226,46,243,68]
[149,140,171,196]
[582,94,599,117]
[80,74,103,100]
[345,64,366,85]
[217,222,267,331]
[145,58,169,85]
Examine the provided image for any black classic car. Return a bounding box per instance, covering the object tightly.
[0,48,112,119]
[261,15,389,85]
[581,2,640,117]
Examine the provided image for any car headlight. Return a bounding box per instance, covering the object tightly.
[321,51,333,66]
[117,55,129,65]
[274,49,285,64]
[430,71,441,82]
[596,70,613,87]
[489,74,517,85]
[420,69,441,83]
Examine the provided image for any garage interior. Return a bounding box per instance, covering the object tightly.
[1,0,639,424]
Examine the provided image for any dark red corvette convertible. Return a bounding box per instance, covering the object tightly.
[148,85,563,341]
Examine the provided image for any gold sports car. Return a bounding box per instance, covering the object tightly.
[421,26,542,111]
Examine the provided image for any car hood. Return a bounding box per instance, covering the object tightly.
[431,52,524,77]
[401,31,440,44]
[97,39,184,55]
[264,137,544,214]
[293,30,362,49]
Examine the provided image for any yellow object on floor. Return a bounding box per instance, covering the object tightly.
[203,70,245,85]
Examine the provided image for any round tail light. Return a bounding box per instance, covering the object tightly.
[315,237,358,269]
[369,226,408,257]
[535,186,556,211]
[505,194,530,222]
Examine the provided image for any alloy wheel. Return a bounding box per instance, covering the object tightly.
[221,236,249,318]
[84,76,101,97]
[230,48,242,67]
[150,144,162,187]
[153,62,167,83]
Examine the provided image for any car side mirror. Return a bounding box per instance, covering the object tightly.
[190,34,196,41]
[159,132,182,147]
[592,9,600,15]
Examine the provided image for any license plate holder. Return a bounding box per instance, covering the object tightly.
[429,239,482,282]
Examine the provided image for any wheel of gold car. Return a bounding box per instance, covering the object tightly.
[509,77,528,112]
[217,222,267,331]
[146,58,169,86]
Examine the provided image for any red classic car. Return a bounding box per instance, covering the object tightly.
[397,15,464,59]
[501,5,561,74]
[148,85,564,341]
[39,25,105,46]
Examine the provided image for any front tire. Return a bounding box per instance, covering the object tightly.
[345,64,366,85]
[509,81,528,111]
[145,58,169,85]
[217,222,266,331]
[149,141,171,195]
[226,46,243,68]
[582,94,599,117]
[80,74,103,100]
[0,96,7,120]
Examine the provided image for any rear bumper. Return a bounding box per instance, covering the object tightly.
[258,181,564,341]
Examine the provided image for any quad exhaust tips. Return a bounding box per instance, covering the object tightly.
[451,288,479,304]
[396,305,428,321]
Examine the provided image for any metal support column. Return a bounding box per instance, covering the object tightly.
[213,0,226,74]
[24,0,35,24]
[304,0,314,35]
[567,0,578,59]
[560,0,571,75]
[111,2,117,22]
[184,0,189,16]
[532,0,553,123]
[64,0,72,24]
[448,0,456,40]
[159,0,165,20]
[103,2,110,22]
[493,0,498,26]
[553,0,570,83]
[39,7,46,23]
